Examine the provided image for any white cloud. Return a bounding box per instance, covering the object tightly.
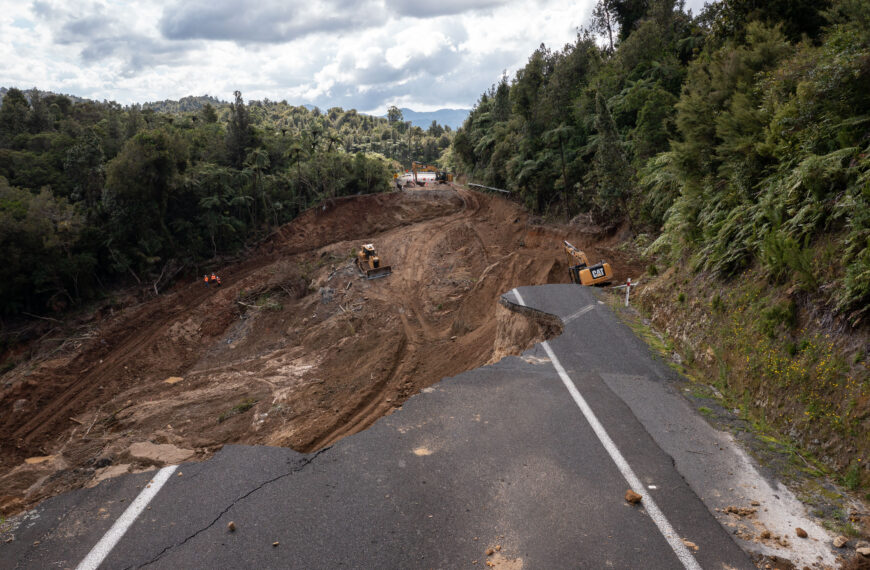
[385,0,508,18]
[0,0,618,113]
[159,0,387,43]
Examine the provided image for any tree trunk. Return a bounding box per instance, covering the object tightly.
[559,134,572,222]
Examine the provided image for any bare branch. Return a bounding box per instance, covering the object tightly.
[22,312,62,324]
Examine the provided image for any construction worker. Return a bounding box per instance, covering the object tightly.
[203,274,209,287]
[209,273,222,287]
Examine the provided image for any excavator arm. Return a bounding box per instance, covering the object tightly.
[563,240,590,267]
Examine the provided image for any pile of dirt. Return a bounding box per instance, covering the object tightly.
[0,185,635,516]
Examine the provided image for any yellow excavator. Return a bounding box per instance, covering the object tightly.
[563,240,612,286]
[356,244,392,279]
[412,162,453,184]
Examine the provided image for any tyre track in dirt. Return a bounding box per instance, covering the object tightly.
[301,190,481,450]
[302,332,410,452]
[297,187,498,451]
[396,188,487,339]
[4,256,275,456]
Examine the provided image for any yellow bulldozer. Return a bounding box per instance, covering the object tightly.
[356,244,392,279]
[563,240,612,286]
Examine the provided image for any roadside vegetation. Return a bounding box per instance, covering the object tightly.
[637,266,869,492]
[454,0,869,491]
[613,275,868,538]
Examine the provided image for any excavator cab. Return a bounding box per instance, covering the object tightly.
[563,240,612,286]
[356,244,392,279]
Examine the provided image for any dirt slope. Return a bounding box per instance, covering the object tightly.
[0,186,634,516]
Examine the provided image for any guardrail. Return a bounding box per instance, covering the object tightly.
[468,183,511,194]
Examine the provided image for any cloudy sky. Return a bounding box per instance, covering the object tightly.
[1,0,709,114]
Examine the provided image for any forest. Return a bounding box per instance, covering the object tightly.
[0,91,452,315]
[452,0,870,328]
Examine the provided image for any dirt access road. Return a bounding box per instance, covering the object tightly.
[0,185,635,516]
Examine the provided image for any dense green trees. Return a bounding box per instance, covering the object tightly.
[0,90,449,315]
[226,91,256,168]
[0,180,90,312]
[453,0,869,325]
[0,89,30,143]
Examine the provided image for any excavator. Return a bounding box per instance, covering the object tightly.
[410,162,453,185]
[412,162,454,183]
[394,162,453,186]
[563,240,612,286]
[356,244,392,279]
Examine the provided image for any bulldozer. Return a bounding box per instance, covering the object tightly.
[563,240,612,286]
[356,244,392,279]
[435,170,453,183]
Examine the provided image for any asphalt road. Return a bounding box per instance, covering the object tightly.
[1,284,753,569]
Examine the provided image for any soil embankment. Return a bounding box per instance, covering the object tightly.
[0,186,633,515]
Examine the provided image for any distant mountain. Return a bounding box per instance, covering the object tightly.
[1,88,470,129]
[386,108,470,130]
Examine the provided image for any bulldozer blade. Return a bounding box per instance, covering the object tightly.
[365,266,392,279]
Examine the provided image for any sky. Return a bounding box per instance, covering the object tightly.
[0,0,710,114]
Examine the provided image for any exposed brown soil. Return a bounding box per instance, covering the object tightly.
[0,186,636,516]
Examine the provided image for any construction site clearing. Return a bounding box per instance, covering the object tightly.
[0,184,638,517]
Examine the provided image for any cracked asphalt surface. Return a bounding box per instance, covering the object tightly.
[2,285,753,569]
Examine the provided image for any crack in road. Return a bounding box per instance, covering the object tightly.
[130,447,332,569]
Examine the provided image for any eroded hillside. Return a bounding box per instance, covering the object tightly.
[0,186,634,516]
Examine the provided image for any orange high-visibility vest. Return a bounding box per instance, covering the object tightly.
[203,275,208,283]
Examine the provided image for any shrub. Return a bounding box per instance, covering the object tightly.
[218,398,258,423]
[759,232,817,291]
[844,460,862,491]
[760,300,797,338]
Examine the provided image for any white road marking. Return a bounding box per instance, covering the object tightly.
[563,304,595,323]
[511,288,701,570]
[77,465,178,570]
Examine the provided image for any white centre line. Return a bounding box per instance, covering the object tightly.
[563,304,595,323]
[77,465,178,570]
[511,288,701,570]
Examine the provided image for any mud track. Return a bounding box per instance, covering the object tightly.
[0,186,636,515]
